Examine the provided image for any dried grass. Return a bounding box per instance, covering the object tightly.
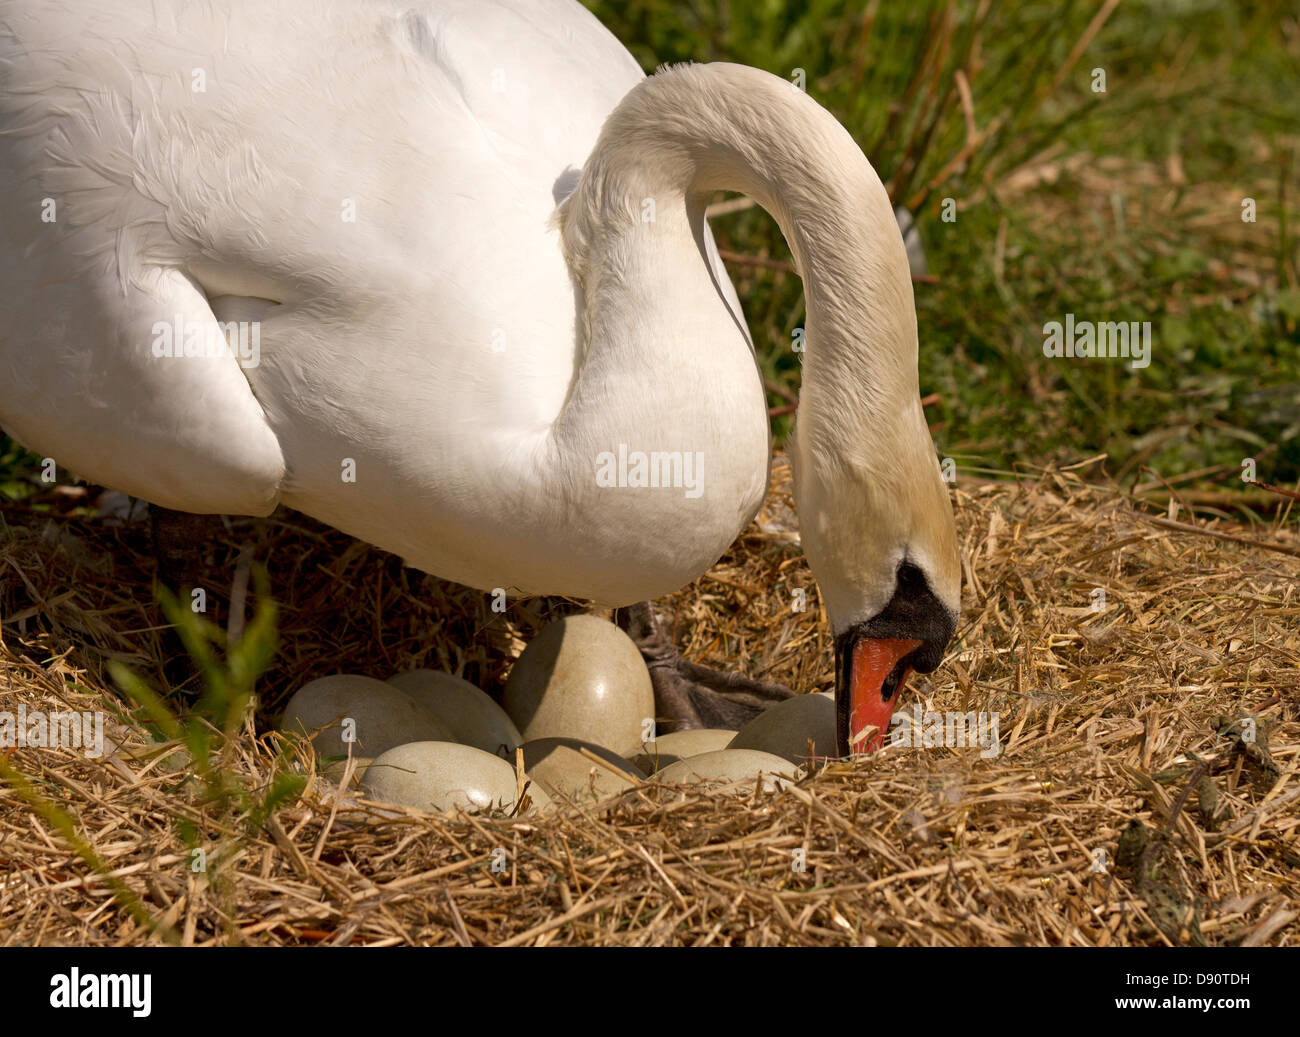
[1,459,1296,946]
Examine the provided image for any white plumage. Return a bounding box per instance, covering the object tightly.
[0,0,959,652]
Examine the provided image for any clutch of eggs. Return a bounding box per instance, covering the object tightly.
[280,617,830,815]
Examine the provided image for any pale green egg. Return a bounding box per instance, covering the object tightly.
[626,728,737,773]
[361,740,549,815]
[387,669,523,753]
[281,674,454,760]
[727,691,836,765]
[656,748,800,792]
[503,615,654,751]
[520,736,645,803]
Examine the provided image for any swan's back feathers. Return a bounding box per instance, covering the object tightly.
[0,0,642,519]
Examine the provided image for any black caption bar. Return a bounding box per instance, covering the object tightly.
[0,946,1293,1026]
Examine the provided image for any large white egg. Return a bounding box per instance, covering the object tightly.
[387,669,523,753]
[361,741,529,814]
[655,749,799,792]
[727,691,837,765]
[281,674,454,761]
[520,737,645,802]
[503,615,654,751]
[627,728,737,774]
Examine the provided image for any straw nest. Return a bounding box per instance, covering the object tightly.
[1,457,1296,946]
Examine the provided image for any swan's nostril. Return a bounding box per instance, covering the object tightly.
[880,657,913,704]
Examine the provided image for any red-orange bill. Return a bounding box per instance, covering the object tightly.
[847,637,923,754]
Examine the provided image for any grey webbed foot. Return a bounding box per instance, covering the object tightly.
[615,601,795,733]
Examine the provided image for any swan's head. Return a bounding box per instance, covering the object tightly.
[792,394,961,756]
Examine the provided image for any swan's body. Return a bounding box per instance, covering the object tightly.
[1,0,960,752]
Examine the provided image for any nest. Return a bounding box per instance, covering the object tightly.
[0,460,1296,946]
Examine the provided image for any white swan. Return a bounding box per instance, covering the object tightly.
[0,0,960,753]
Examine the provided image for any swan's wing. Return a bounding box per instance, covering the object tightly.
[0,0,643,512]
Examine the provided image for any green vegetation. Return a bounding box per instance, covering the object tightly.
[1,568,306,944]
[108,568,304,842]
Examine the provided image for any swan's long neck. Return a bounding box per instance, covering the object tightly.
[549,63,938,616]
[559,62,923,467]
[531,62,943,614]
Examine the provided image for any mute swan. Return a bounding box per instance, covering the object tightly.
[0,0,959,755]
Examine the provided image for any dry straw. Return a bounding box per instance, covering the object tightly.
[0,457,1295,945]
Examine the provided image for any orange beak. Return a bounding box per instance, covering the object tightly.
[837,637,923,755]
